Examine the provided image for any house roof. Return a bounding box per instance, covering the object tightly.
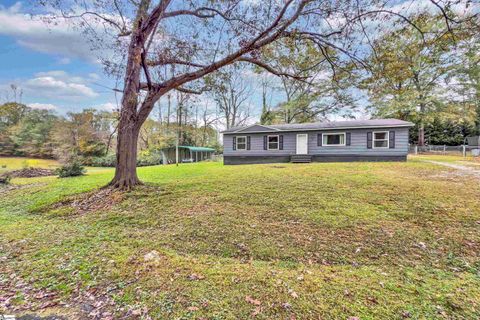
[222,119,414,134]
[161,146,215,152]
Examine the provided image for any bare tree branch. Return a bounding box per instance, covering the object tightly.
[237,57,308,81]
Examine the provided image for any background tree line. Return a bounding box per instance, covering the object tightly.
[0,98,221,165]
[254,14,480,146]
[1,11,479,162]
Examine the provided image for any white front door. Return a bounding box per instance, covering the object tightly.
[296,134,308,154]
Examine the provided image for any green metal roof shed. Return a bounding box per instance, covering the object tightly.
[180,146,216,152]
[160,146,216,164]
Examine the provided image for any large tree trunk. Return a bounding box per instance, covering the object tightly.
[418,102,426,146]
[418,122,425,146]
[108,0,151,190]
[109,113,142,190]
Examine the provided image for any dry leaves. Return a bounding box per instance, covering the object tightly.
[245,295,261,306]
[187,273,205,281]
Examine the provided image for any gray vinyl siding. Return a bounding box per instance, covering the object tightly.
[224,127,409,156]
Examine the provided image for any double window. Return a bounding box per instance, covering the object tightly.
[236,136,247,150]
[322,133,346,146]
[373,131,389,148]
[267,135,279,150]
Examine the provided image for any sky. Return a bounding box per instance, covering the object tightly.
[0,0,269,118]
[0,1,119,113]
[0,0,363,120]
[0,0,477,121]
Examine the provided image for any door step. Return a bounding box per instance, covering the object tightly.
[290,155,312,163]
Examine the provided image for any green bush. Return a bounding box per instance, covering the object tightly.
[137,150,162,167]
[55,160,86,178]
[87,151,163,168]
[0,174,11,185]
[90,154,117,167]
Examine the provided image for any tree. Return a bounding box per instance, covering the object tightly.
[0,102,29,155]
[362,14,460,146]
[41,0,466,189]
[260,39,357,124]
[207,65,252,129]
[448,30,480,135]
[52,109,118,161]
[10,109,57,158]
[259,74,275,125]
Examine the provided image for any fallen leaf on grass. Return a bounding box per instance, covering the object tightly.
[367,296,378,304]
[282,302,292,309]
[401,310,411,318]
[251,306,261,316]
[418,242,427,249]
[188,273,205,281]
[245,295,261,306]
[288,289,299,299]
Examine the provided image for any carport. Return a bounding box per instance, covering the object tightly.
[160,146,215,164]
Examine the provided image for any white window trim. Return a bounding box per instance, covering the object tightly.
[372,131,389,149]
[236,136,247,150]
[267,135,280,150]
[322,132,346,147]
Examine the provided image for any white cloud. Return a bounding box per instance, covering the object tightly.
[6,2,22,14]
[58,57,71,65]
[28,102,57,110]
[22,71,99,100]
[0,3,119,64]
[93,102,118,111]
[34,70,90,84]
[88,73,101,81]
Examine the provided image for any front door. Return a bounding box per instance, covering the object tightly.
[296,134,308,154]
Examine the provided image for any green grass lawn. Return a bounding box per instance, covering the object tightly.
[1,157,479,319]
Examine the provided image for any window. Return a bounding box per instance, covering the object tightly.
[236,136,247,150]
[373,131,389,148]
[268,135,279,150]
[322,133,345,146]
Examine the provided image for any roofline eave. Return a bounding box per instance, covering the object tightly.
[222,124,414,134]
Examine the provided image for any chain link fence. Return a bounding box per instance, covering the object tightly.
[409,144,480,157]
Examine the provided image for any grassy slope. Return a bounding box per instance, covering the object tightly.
[1,158,479,319]
[0,157,59,173]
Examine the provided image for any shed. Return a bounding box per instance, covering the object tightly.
[160,146,215,164]
[466,136,480,147]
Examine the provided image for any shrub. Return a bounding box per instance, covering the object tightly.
[88,151,163,168]
[90,154,117,167]
[55,160,86,178]
[0,174,11,185]
[137,150,162,167]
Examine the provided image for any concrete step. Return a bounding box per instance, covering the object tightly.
[290,155,312,163]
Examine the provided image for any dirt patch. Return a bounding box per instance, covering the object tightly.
[424,160,480,180]
[1,168,55,178]
[49,188,125,215]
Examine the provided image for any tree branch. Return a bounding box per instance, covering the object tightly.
[237,57,308,81]
[136,0,310,123]
[147,57,206,68]
[175,87,204,95]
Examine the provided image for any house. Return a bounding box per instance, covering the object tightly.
[160,146,215,164]
[221,119,414,165]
